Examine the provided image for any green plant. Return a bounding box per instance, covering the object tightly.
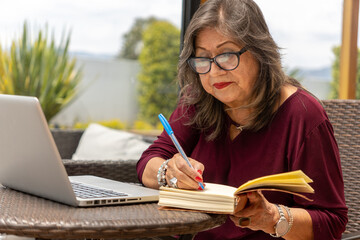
[329,46,360,99]
[118,17,158,60]
[73,119,127,130]
[138,20,180,125]
[0,22,82,121]
[132,120,155,130]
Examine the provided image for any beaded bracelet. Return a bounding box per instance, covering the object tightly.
[157,159,170,187]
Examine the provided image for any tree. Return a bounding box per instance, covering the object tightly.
[329,46,360,99]
[118,17,158,60]
[0,22,82,121]
[137,20,180,125]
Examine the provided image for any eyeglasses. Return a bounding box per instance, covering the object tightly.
[187,47,247,74]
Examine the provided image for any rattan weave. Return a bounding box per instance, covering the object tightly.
[323,99,360,237]
[51,129,83,159]
[0,186,226,239]
[51,129,153,183]
[63,159,139,183]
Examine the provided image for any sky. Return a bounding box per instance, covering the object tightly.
[0,0,344,70]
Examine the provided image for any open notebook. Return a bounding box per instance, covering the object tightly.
[159,170,314,214]
[0,94,159,207]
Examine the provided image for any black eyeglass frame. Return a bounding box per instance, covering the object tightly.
[187,47,247,74]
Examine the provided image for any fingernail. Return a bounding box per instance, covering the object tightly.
[197,170,203,175]
[198,186,203,190]
[195,176,203,182]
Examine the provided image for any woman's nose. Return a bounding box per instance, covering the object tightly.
[209,62,226,76]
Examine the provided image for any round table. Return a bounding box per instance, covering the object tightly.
[0,186,227,239]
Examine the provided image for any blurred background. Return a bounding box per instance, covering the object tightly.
[0,0,348,130]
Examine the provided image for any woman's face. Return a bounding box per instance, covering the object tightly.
[194,27,260,108]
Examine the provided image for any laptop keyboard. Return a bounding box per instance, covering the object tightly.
[71,182,128,199]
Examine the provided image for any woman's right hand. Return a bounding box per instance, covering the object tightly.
[165,153,205,190]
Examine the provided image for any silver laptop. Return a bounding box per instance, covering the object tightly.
[0,94,159,207]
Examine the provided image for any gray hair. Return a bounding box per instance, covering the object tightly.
[178,0,302,141]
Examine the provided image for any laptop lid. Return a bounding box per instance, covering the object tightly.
[0,94,158,207]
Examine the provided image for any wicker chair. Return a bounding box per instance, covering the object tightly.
[52,100,360,238]
[51,129,156,183]
[323,99,360,240]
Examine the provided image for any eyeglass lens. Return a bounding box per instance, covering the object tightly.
[189,52,239,74]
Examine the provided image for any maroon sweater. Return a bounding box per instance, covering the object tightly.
[137,89,348,239]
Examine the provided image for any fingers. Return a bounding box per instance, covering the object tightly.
[234,194,248,213]
[230,192,260,229]
[166,154,205,190]
[231,191,278,233]
[189,158,205,175]
[234,191,260,215]
[235,191,267,213]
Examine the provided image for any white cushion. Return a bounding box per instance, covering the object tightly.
[72,123,151,161]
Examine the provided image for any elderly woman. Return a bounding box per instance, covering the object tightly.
[136,0,348,239]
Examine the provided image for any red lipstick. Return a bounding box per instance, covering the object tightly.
[213,82,232,89]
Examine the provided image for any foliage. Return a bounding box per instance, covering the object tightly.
[73,119,127,130]
[118,17,158,60]
[0,22,82,121]
[137,20,180,125]
[133,120,155,130]
[330,46,341,99]
[133,120,163,130]
[72,119,162,131]
[329,46,360,99]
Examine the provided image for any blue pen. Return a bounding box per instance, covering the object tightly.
[158,113,205,190]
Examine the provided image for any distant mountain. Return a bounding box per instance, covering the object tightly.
[70,51,116,60]
[299,67,332,82]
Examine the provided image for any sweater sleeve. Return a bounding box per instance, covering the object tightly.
[136,104,199,183]
[292,119,348,239]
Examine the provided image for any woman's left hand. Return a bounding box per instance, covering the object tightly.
[229,191,278,234]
